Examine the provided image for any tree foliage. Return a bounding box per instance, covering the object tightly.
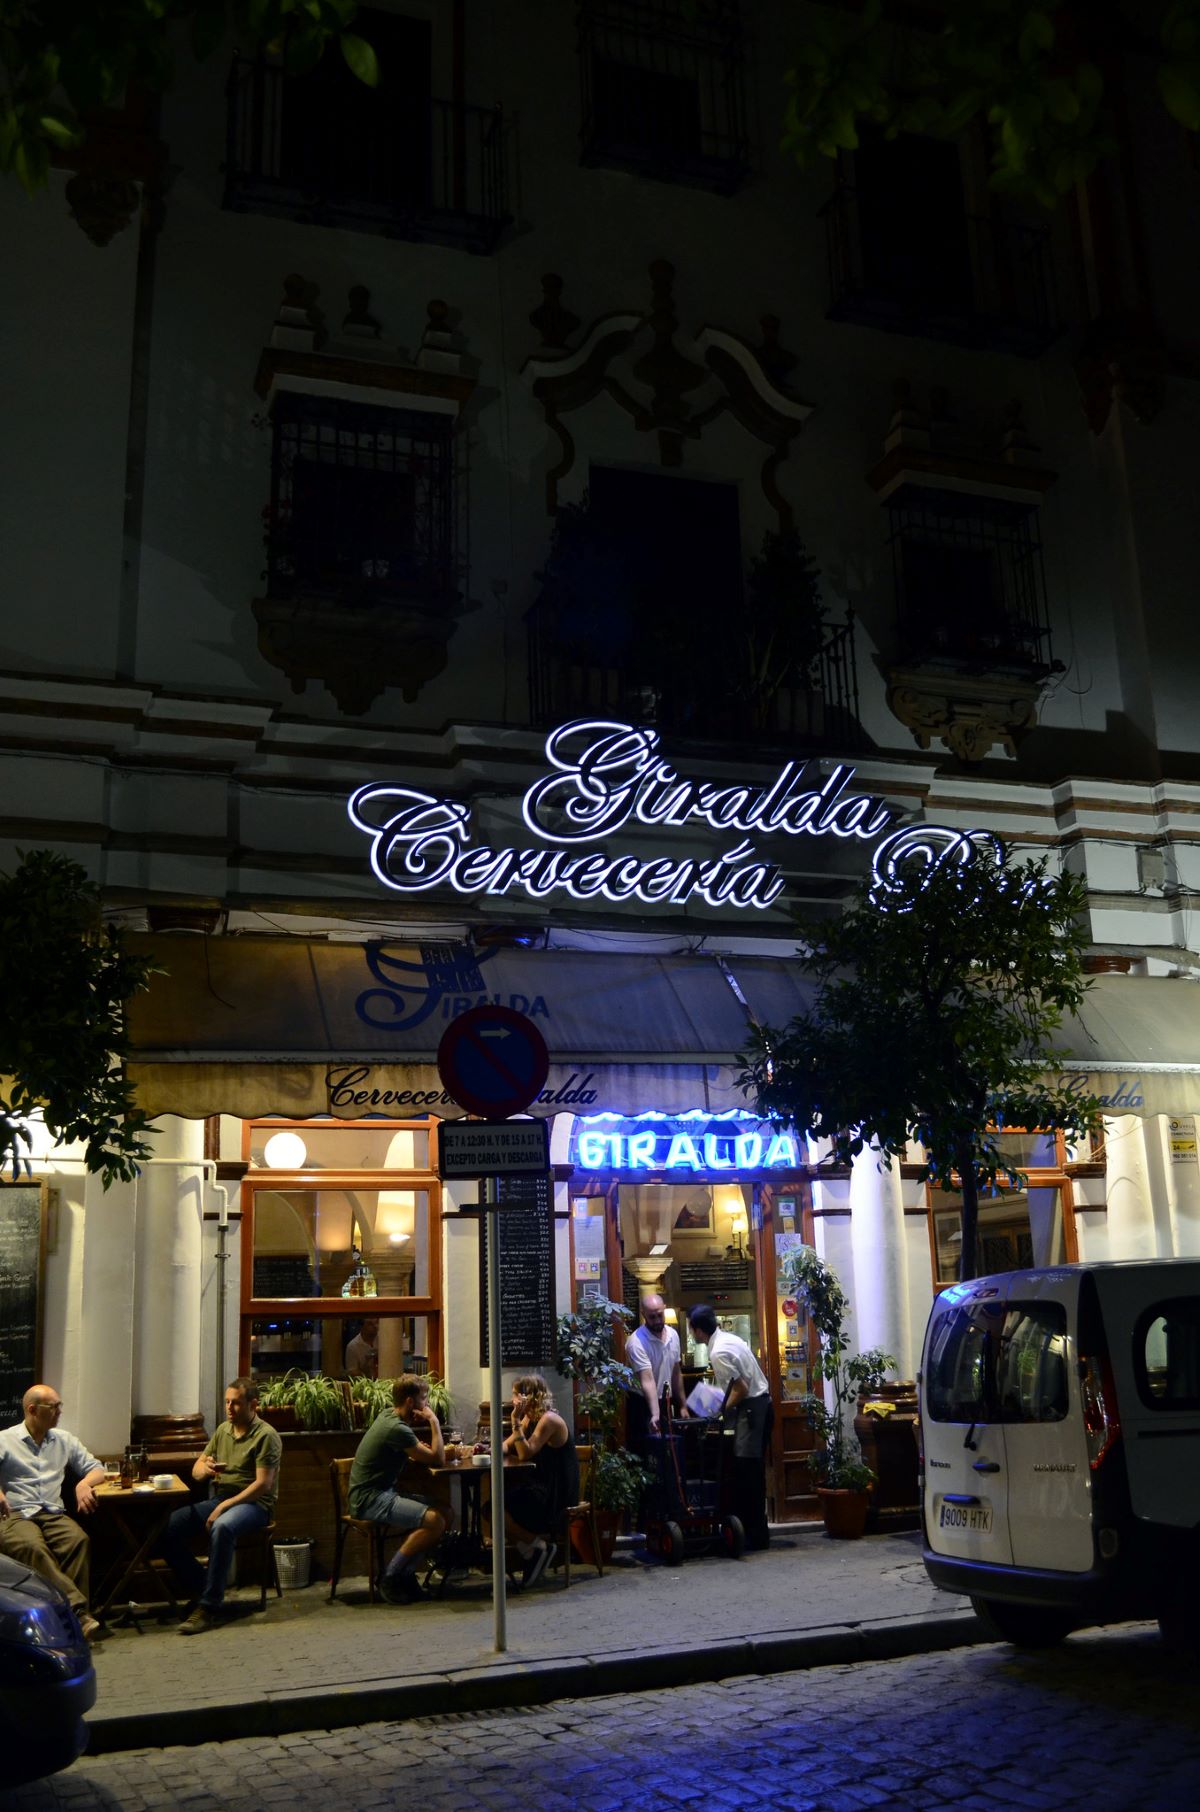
[0,0,377,193]
[0,849,157,1185]
[783,0,1200,209]
[739,844,1100,1279]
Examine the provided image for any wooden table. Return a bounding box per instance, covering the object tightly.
[427,1459,532,1592]
[90,1477,193,1625]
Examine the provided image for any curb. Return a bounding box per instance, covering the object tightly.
[84,1612,984,1755]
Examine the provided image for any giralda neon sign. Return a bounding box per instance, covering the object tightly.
[348,719,1001,912]
[572,1111,801,1175]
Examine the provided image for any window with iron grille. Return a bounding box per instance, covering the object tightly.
[578,0,751,192]
[266,394,457,606]
[887,487,1053,675]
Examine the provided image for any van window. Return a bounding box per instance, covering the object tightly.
[1137,1298,1200,1409]
[925,1297,1068,1422]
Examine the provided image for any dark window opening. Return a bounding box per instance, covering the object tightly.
[579,0,750,192]
[267,395,456,606]
[1138,1299,1200,1410]
[855,130,973,319]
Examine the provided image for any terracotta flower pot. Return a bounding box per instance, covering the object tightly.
[816,1486,871,1540]
[570,1509,620,1568]
[259,1405,297,1433]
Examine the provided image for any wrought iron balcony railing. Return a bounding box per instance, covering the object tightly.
[527,603,866,751]
[225,59,508,253]
[822,184,1060,357]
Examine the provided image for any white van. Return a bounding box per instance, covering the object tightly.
[918,1260,1200,1648]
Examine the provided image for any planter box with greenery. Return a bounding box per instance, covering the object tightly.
[556,1296,650,1564]
[781,1247,896,1540]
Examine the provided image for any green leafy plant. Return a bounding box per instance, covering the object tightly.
[781,0,1199,210]
[422,1372,454,1428]
[739,844,1099,1280]
[1,1,379,194]
[348,1373,395,1426]
[256,1369,348,1430]
[782,1247,895,1493]
[739,528,828,730]
[557,1297,651,1510]
[0,849,157,1185]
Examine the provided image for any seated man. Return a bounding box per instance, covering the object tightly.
[0,1384,105,1640]
[160,1376,282,1635]
[349,1373,451,1604]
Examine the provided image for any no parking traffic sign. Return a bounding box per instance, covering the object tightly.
[436,1004,550,1119]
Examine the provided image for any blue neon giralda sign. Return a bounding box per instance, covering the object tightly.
[347,719,1002,913]
[571,1111,802,1177]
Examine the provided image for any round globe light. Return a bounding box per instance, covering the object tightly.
[262,1131,308,1170]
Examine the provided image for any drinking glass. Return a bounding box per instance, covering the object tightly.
[104,1460,121,1489]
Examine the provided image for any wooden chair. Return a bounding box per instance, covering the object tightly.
[236,1519,282,1610]
[554,1443,603,1590]
[328,1456,395,1603]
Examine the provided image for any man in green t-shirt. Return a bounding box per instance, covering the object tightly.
[160,1377,282,1635]
[349,1374,450,1603]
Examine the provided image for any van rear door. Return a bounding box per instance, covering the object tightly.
[995,1272,1093,1572]
[921,1283,1012,1568]
[1093,1262,1200,1529]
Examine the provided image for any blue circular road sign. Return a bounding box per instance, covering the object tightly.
[436,1005,551,1118]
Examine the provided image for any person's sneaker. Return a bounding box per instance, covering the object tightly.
[380,1569,426,1605]
[177,1605,219,1635]
[520,1541,556,1588]
[79,1614,104,1643]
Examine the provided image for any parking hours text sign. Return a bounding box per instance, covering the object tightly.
[437,1118,550,1180]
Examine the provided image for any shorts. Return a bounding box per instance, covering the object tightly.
[354,1487,434,1532]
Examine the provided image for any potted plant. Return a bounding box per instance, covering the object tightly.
[782,1246,896,1539]
[556,1296,649,1565]
[255,1370,351,1432]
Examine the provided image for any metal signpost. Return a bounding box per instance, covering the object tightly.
[436,1006,551,1653]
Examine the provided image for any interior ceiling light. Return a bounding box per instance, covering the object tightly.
[263,1131,308,1170]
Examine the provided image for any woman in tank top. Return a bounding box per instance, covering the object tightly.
[501,1373,579,1589]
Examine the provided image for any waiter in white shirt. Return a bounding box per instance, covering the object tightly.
[688,1303,773,1550]
[625,1295,688,1454]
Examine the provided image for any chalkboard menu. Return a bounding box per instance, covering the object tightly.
[0,1183,45,1426]
[479,1173,555,1367]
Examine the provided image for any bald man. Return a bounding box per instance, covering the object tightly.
[626,1295,688,1455]
[0,1385,105,1639]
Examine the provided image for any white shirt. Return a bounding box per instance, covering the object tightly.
[626,1324,680,1399]
[707,1329,769,1400]
[344,1333,379,1377]
[0,1422,101,1518]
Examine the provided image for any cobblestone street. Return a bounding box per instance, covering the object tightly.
[5,1623,1198,1812]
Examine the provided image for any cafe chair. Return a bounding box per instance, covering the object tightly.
[328,1457,398,1603]
[236,1519,282,1610]
[552,1444,603,1591]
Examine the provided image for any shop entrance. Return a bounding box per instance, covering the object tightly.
[569,1169,823,1523]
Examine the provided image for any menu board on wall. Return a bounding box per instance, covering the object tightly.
[0,1182,46,1426]
[479,1173,556,1367]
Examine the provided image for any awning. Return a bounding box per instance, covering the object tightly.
[125,941,1200,1124]
[1047,974,1200,1118]
[125,935,814,1120]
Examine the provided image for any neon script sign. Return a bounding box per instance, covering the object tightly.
[348,719,1000,913]
[571,1110,801,1175]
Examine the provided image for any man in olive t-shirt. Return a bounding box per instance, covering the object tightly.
[159,1377,282,1634]
[349,1374,450,1604]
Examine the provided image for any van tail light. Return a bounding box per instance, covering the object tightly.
[1080,1353,1121,1470]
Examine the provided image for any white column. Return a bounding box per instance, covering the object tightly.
[1102,1113,1158,1260]
[849,1142,910,1374]
[132,1116,205,1419]
[1144,1115,1200,1257]
[75,1168,138,1456]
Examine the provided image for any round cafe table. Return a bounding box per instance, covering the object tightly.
[425,1457,533,1594]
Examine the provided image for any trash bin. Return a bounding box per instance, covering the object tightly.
[274,1537,313,1590]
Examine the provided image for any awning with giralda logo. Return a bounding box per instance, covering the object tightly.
[124,938,1200,1123]
[124,935,818,1121]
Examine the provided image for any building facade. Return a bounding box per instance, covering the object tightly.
[3,1,1200,1518]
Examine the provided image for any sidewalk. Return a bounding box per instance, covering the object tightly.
[85,1528,984,1755]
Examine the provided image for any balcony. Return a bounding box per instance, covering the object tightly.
[527,603,866,752]
[578,0,751,193]
[224,59,508,254]
[822,184,1060,358]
